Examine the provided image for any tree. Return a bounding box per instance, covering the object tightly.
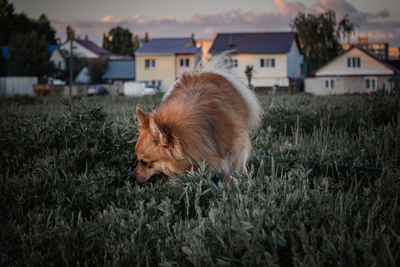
[66,25,75,41]
[102,26,134,56]
[133,35,140,52]
[8,31,53,78]
[87,59,108,84]
[0,0,15,45]
[36,14,56,44]
[292,10,354,76]
[0,1,56,45]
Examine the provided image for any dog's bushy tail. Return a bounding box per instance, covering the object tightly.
[200,52,261,129]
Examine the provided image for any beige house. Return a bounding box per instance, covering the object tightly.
[135,38,201,91]
[208,32,303,90]
[305,46,400,95]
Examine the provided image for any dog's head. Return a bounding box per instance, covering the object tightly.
[132,107,185,183]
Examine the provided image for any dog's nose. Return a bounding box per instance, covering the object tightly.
[129,173,136,181]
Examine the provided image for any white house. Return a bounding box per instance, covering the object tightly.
[208,32,303,90]
[305,46,400,95]
[50,45,66,71]
[60,38,130,84]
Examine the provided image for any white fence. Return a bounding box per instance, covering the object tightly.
[0,77,38,95]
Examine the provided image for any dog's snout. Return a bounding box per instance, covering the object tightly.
[129,172,136,181]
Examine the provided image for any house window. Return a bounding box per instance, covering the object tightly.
[150,80,162,89]
[347,57,361,68]
[145,59,155,69]
[224,58,238,68]
[260,58,276,68]
[180,58,190,67]
[232,59,238,68]
[325,79,335,89]
[365,77,377,90]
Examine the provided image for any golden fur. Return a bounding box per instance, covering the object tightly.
[133,55,260,183]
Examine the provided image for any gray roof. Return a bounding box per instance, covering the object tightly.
[135,38,200,55]
[209,32,301,55]
[103,60,135,80]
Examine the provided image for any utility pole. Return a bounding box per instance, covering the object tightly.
[69,39,73,97]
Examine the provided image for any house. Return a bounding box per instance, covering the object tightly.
[305,46,400,95]
[135,37,201,91]
[342,37,389,60]
[102,60,135,84]
[60,38,128,60]
[208,32,303,90]
[389,47,400,60]
[60,37,130,84]
[49,45,66,71]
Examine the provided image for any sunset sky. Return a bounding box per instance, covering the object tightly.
[11,0,400,46]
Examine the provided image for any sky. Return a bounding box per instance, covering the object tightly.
[11,0,400,46]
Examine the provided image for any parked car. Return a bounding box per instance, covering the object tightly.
[87,85,109,96]
[123,82,159,97]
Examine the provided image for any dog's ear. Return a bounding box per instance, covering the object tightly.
[136,107,149,127]
[150,119,185,160]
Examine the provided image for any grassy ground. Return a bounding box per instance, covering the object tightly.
[1,93,399,266]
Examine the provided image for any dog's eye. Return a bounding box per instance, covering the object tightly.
[140,160,148,167]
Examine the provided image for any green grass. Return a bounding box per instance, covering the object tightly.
[1,93,399,266]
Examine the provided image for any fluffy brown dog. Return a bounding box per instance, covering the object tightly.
[133,53,261,183]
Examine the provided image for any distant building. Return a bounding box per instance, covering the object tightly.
[305,46,400,95]
[208,32,303,91]
[342,37,388,60]
[135,37,201,91]
[49,45,66,71]
[102,60,135,84]
[60,38,129,60]
[388,47,400,60]
[60,37,130,84]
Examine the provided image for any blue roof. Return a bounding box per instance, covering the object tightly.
[135,38,200,55]
[1,46,7,58]
[209,32,301,54]
[1,45,58,58]
[103,60,135,80]
[49,45,57,54]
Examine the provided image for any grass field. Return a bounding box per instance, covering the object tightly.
[1,93,399,266]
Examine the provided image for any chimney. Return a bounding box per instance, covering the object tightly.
[228,33,234,49]
[85,35,88,41]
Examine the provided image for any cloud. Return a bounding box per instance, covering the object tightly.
[100,15,122,23]
[51,0,400,46]
[272,0,306,18]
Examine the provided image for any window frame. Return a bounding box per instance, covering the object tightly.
[145,59,156,69]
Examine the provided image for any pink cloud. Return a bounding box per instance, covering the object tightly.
[51,0,400,46]
[272,0,306,18]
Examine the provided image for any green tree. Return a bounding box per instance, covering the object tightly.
[292,10,354,76]
[102,26,134,56]
[8,31,53,78]
[0,0,15,45]
[66,25,75,41]
[36,14,56,44]
[0,1,56,45]
[133,35,140,52]
[87,59,108,84]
